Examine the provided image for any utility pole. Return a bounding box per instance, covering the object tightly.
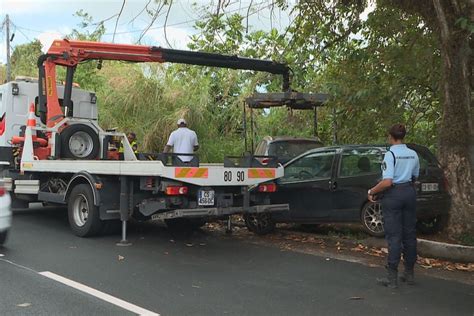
[6,14,11,82]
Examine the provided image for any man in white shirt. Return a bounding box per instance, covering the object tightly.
[164,119,199,162]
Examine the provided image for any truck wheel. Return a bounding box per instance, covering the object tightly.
[61,124,100,160]
[417,215,448,234]
[244,213,275,235]
[68,184,103,237]
[361,202,385,237]
[0,230,8,246]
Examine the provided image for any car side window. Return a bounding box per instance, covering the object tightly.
[339,148,382,177]
[281,151,336,183]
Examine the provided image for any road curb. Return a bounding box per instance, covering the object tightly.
[364,237,474,263]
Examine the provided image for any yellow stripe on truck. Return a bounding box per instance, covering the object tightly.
[174,167,209,178]
[248,168,276,178]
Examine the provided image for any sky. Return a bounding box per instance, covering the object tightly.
[0,0,295,64]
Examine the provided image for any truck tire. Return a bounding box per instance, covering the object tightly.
[68,184,103,237]
[244,213,275,235]
[0,230,8,246]
[61,124,100,160]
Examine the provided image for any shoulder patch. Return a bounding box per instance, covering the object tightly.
[382,161,387,171]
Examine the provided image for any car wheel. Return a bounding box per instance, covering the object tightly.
[417,215,448,234]
[68,184,103,237]
[0,230,8,246]
[244,213,275,235]
[61,124,100,160]
[361,202,385,237]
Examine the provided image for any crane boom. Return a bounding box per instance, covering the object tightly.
[37,39,291,127]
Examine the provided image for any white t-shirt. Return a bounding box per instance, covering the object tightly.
[166,127,199,162]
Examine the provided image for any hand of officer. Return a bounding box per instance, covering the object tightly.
[367,189,377,203]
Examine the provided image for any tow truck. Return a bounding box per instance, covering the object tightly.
[0,39,291,242]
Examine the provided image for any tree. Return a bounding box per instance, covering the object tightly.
[286,0,473,235]
[10,40,43,78]
[384,0,474,235]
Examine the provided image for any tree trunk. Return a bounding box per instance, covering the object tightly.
[433,0,474,236]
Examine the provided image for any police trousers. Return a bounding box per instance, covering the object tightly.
[381,184,417,271]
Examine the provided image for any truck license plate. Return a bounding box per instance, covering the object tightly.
[198,190,215,206]
[421,183,439,192]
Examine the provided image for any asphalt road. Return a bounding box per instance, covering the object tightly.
[1,206,473,316]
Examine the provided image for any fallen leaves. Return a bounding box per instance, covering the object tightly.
[417,257,474,272]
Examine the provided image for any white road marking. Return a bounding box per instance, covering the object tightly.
[39,271,159,316]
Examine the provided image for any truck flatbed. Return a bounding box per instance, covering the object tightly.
[20,159,284,186]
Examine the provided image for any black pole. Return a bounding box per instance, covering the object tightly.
[63,66,75,116]
[250,108,254,153]
[243,102,248,153]
[313,106,318,137]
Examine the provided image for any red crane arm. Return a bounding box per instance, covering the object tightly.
[46,39,166,66]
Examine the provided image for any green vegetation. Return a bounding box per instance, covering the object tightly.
[2,1,472,235]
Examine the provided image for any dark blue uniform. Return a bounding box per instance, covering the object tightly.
[381,144,420,272]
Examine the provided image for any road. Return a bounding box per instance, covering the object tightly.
[1,206,473,316]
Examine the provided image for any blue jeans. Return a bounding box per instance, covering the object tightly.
[382,184,417,271]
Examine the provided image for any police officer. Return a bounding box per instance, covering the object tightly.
[368,124,420,289]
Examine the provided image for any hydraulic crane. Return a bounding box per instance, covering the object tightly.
[37,39,291,128]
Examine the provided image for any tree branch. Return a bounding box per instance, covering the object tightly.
[164,0,173,48]
[112,0,127,43]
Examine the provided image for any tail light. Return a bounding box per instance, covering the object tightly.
[261,158,269,165]
[165,185,188,196]
[0,184,5,197]
[258,183,277,193]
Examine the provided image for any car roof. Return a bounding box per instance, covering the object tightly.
[285,143,432,165]
[262,136,322,143]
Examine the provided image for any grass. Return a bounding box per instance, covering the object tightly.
[457,233,474,247]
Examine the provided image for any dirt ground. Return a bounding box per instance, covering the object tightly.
[203,220,474,286]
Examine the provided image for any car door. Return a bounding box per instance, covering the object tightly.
[331,147,383,221]
[272,150,337,220]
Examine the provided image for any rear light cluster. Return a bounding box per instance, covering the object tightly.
[0,184,5,197]
[258,183,277,193]
[165,185,188,196]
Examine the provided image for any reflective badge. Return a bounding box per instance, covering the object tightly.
[382,161,387,171]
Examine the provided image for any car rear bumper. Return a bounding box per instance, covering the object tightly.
[151,203,289,221]
[416,194,450,219]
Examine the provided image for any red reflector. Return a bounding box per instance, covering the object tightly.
[261,158,269,164]
[165,186,188,195]
[0,114,5,136]
[258,183,277,193]
[0,186,5,197]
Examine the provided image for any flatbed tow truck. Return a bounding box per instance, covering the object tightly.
[0,39,293,243]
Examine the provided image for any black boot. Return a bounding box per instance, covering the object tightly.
[377,267,398,289]
[400,268,415,285]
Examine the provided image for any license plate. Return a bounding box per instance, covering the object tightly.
[198,189,215,206]
[421,183,439,192]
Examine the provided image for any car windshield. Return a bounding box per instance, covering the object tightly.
[268,141,321,159]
